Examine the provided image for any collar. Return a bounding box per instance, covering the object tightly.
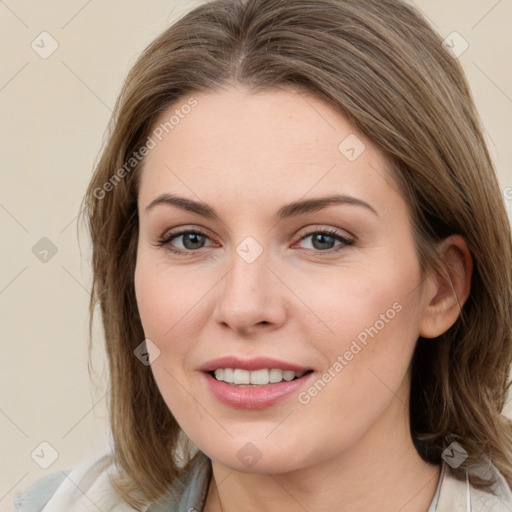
[435,457,512,511]
[149,452,512,512]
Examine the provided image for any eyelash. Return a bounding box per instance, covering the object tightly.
[155,228,354,257]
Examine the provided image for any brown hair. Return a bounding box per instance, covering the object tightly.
[80,0,512,507]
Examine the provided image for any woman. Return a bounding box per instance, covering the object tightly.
[13,0,512,510]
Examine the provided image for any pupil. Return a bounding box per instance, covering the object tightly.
[313,233,334,250]
[184,233,204,249]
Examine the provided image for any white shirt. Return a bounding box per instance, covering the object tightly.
[12,449,512,511]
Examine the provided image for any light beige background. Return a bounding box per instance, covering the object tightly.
[1,0,511,509]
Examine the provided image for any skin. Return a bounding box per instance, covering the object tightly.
[134,84,472,512]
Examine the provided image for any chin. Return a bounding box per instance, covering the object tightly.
[197,436,313,475]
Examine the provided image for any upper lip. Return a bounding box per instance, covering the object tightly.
[199,356,312,373]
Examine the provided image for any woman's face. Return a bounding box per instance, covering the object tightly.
[134,85,432,473]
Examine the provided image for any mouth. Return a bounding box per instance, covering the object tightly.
[208,368,314,387]
[202,367,315,409]
[199,356,315,408]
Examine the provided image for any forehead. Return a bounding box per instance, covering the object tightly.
[138,85,400,215]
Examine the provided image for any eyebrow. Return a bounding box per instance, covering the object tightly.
[144,193,378,220]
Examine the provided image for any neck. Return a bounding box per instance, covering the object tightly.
[203,396,440,512]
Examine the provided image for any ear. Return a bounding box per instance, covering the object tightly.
[419,235,473,338]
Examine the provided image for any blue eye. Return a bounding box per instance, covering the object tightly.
[297,229,354,253]
[156,228,354,256]
[156,230,213,255]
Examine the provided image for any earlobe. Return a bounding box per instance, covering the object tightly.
[419,235,473,339]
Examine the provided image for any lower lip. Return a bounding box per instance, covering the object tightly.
[201,371,314,410]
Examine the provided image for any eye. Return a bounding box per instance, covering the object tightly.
[295,229,354,254]
[155,229,215,255]
[155,227,354,256]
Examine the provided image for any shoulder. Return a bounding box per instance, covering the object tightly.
[437,459,512,512]
[470,462,512,512]
[11,450,213,512]
[12,470,70,512]
[12,450,145,512]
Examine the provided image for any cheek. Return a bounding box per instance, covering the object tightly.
[289,258,420,349]
[134,253,210,352]
[293,254,423,404]
[134,254,200,416]
[292,268,421,453]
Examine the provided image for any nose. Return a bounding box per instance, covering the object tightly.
[212,245,288,336]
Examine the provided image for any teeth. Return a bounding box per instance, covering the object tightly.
[213,368,307,386]
[269,368,282,383]
[283,370,296,381]
[250,369,269,385]
[233,369,250,384]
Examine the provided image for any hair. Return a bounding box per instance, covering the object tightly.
[79,0,512,507]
